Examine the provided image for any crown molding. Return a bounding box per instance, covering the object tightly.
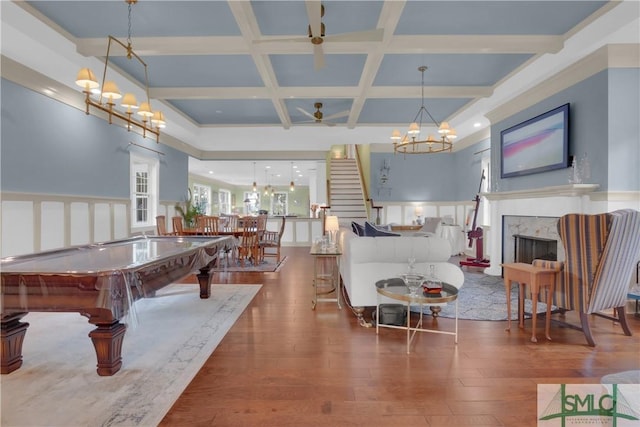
[486,44,640,124]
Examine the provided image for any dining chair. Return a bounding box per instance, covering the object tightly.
[260,216,286,263]
[225,214,239,233]
[197,215,220,236]
[236,217,260,266]
[155,215,174,236]
[257,213,268,239]
[171,216,185,236]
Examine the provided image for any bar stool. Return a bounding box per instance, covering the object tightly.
[502,259,563,342]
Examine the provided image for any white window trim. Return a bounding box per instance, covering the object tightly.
[271,191,288,216]
[193,183,212,215]
[130,153,159,231]
[219,189,231,215]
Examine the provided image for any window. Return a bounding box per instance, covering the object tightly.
[271,192,288,216]
[193,184,211,215]
[130,154,158,228]
[243,191,261,215]
[219,189,231,215]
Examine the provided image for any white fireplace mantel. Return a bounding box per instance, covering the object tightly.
[483,184,599,201]
[482,183,600,276]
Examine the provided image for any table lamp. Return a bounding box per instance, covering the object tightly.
[414,206,424,225]
[325,215,340,246]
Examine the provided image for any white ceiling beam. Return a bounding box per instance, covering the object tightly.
[75,34,564,58]
[386,35,565,54]
[151,85,492,100]
[227,1,292,129]
[347,0,405,128]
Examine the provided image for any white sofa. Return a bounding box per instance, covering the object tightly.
[338,228,465,326]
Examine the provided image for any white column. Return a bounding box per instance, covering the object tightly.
[484,199,502,276]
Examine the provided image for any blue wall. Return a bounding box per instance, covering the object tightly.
[1,78,188,200]
[491,70,610,192]
[608,68,640,191]
[371,67,639,201]
[371,138,490,202]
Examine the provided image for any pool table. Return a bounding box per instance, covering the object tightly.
[1,235,234,376]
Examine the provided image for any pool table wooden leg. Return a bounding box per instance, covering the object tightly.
[1,312,29,374]
[196,267,212,299]
[88,321,127,376]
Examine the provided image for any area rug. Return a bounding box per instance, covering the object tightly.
[0,283,261,427]
[214,255,287,273]
[412,268,554,321]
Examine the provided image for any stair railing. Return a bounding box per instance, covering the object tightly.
[354,145,370,220]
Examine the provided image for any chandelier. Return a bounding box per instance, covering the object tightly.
[391,66,456,154]
[74,0,164,142]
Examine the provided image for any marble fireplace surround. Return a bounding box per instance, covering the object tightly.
[503,215,563,265]
[483,184,602,276]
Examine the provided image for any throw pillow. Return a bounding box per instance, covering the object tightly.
[421,217,441,234]
[364,221,400,237]
[364,221,393,231]
[351,221,365,236]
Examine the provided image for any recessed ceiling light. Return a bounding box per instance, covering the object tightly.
[265,165,271,169]
[208,171,213,174]
[473,122,481,128]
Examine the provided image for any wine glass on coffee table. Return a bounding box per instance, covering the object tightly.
[399,272,425,298]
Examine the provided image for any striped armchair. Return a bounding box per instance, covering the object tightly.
[556,209,640,346]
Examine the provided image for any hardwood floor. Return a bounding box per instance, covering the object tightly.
[162,247,640,426]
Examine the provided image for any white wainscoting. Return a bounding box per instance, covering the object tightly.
[1,193,328,257]
[374,201,476,229]
[41,201,64,251]
[268,217,322,247]
[1,200,34,257]
[0,193,183,257]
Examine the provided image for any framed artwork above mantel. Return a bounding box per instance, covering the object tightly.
[500,103,570,178]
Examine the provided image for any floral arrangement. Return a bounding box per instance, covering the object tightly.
[310,203,319,218]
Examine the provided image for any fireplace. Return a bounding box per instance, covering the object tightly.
[513,234,557,263]
[502,215,563,265]
[482,184,613,276]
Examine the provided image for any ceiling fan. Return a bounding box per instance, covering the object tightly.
[256,1,384,70]
[296,102,349,126]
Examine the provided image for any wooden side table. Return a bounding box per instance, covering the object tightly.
[310,243,342,310]
[502,262,561,343]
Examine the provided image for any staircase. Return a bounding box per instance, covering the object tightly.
[328,158,368,225]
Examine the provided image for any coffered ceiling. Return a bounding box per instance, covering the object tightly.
[4,0,638,186]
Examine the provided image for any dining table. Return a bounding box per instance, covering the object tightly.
[181,228,248,237]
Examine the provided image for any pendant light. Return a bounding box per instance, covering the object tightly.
[252,162,257,192]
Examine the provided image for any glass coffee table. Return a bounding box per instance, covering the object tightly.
[375,277,459,353]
